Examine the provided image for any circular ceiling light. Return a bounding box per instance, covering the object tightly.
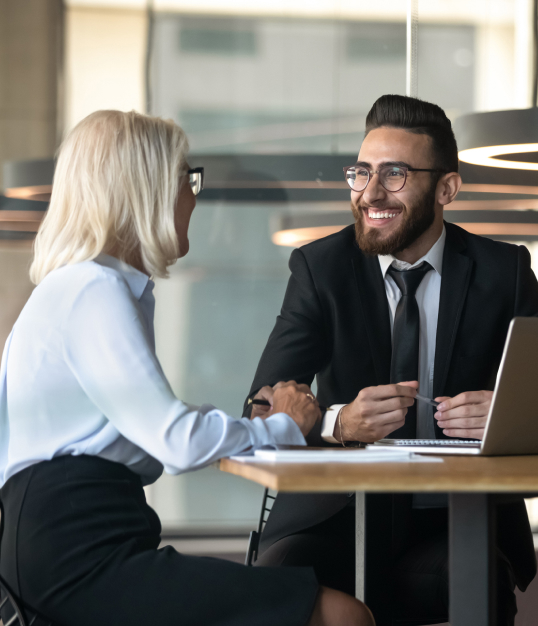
[271,212,352,247]
[3,158,54,201]
[1,160,51,242]
[271,209,538,247]
[0,196,48,243]
[455,108,538,170]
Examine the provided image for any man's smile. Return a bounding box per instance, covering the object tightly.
[363,207,403,227]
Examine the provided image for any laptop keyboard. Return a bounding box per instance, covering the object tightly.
[389,439,480,447]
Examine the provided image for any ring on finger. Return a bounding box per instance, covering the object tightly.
[306,393,315,403]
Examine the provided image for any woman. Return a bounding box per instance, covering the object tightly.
[0,111,373,626]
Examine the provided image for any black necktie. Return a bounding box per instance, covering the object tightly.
[387,262,432,438]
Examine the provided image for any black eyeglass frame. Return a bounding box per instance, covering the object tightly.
[188,167,204,195]
[343,164,447,193]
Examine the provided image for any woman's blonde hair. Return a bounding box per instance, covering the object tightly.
[30,110,189,284]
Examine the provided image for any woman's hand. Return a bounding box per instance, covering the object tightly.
[269,381,321,437]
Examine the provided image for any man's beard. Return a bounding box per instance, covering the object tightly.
[352,183,437,256]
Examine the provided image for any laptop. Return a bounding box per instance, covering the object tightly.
[368,317,538,456]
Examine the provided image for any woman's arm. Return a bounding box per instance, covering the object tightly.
[63,272,306,474]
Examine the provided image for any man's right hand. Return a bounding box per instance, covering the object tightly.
[250,386,274,419]
[269,381,321,437]
[334,381,418,443]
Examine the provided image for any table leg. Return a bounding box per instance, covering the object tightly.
[356,492,394,625]
[355,492,365,602]
[449,493,497,626]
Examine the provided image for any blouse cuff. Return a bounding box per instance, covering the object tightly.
[246,413,306,448]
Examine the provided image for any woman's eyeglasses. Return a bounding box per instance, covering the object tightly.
[188,167,204,195]
[343,165,446,193]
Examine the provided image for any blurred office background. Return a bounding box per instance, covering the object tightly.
[2,0,538,582]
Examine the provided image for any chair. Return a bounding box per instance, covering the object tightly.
[0,579,54,626]
[0,576,32,626]
[0,503,54,626]
[245,488,275,566]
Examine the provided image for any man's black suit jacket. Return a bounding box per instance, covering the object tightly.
[246,221,538,591]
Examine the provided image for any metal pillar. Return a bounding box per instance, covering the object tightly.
[406,0,419,98]
[449,493,497,626]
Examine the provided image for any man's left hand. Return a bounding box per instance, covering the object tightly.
[434,390,493,440]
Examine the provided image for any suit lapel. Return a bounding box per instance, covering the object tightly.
[433,223,473,403]
[352,250,392,385]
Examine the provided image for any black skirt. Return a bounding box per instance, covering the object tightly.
[0,455,318,626]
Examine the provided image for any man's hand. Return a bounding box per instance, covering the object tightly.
[434,390,493,440]
[249,386,274,419]
[249,382,316,419]
[269,381,321,437]
[334,381,418,443]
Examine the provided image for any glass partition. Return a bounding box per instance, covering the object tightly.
[141,1,538,532]
[152,12,475,155]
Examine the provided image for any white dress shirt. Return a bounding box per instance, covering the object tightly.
[321,227,446,443]
[0,254,306,488]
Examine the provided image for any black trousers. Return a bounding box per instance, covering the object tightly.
[0,456,319,626]
[255,505,518,626]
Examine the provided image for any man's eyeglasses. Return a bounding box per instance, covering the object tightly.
[343,165,446,193]
[188,167,204,195]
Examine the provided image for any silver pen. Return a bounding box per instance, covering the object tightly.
[415,393,439,408]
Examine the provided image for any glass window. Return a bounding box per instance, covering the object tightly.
[145,1,538,533]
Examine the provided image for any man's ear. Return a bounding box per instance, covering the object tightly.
[436,172,461,207]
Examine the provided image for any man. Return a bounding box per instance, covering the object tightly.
[245,95,538,625]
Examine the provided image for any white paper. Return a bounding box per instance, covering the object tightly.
[229,448,443,463]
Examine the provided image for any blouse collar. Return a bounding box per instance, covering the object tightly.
[94,254,152,301]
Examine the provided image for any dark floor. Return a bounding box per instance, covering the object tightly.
[160,536,248,564]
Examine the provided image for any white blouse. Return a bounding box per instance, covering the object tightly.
[0,255,305,487]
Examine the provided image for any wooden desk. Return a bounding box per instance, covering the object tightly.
[221,454,538,626]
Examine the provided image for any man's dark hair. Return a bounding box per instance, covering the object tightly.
[365,94,459,173]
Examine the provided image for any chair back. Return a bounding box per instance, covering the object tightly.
[0,576,28,626]
[245,488,276,566]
